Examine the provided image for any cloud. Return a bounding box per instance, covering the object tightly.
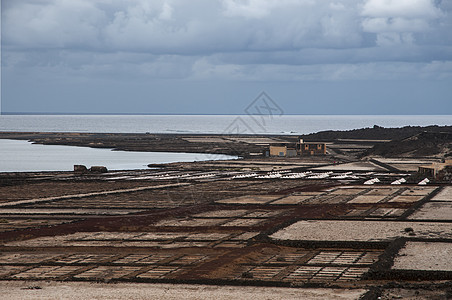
[361,0,444,46]
[190,58,452,81]
[3,0,364,52]
[3,0,448,53]
[1,0,451,83]
[222,0,307,19]
[362,0,441,19]
[362,17,431,33]
[2,0,107,49]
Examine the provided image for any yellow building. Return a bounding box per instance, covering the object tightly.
[269,146,287,157]
[269,145,298,157]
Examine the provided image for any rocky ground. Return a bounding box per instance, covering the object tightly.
[0,130,451,299]
[0,158,450,299]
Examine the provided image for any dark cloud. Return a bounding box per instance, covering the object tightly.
[1,0,451,113]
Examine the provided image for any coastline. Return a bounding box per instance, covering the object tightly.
[1,124,450,158]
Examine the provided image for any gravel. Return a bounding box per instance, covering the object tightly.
[1,281,367,300]
[408,202,452,220]
[271,220,452,242]
[392,242,452,271]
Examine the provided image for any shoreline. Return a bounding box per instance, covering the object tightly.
[1,124,450,158]
[0,131,299,157]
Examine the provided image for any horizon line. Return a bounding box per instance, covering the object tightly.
[2,112,452,116]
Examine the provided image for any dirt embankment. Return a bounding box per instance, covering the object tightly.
[0,132,297,157]
[1,125,451,158]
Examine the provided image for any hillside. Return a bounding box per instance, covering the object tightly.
[301,125,452,141]
[301,125,452,158]
[363,131,452,158]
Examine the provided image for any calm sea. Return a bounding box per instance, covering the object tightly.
[0,115,450,172]
[1,115,451,135]
[0,139,236,172]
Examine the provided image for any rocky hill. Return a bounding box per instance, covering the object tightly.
[363,131,452,158]
[302,125,452,141]
[301,125,452,158]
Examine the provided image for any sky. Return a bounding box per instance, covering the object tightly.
[1,0,451,114]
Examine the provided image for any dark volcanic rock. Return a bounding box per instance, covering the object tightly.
[364,131,452,158]
[89,166,108,173]
[301,125,452,141]
[74,165,88,173]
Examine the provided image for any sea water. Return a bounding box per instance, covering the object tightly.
[0,115,450,172]
[1,115,451,135]
[0,139,236,172]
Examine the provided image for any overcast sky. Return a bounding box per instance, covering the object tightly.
[1,0,451,114]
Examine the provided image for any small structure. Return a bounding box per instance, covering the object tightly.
[89,166,108,173]
[418,159,452,179]
[269,145,287,157]
[74,165,108,174]
[268,138,326,157]
[296,139,326,156]
[74,165,88,173]
[269,145,297,157]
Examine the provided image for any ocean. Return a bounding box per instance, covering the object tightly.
[1,115,451,135]
[0,115,450,172]
[0,139,236,172]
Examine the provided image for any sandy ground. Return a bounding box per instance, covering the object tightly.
[271,220,452,242]
[408,202,452,220]
[380,288,450,299]
[387,164,424,172]
[311,162,386,171]
[374,158,439,164]
[392,242,452,271]
[431,186,452,202]
[1,281,367,300]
